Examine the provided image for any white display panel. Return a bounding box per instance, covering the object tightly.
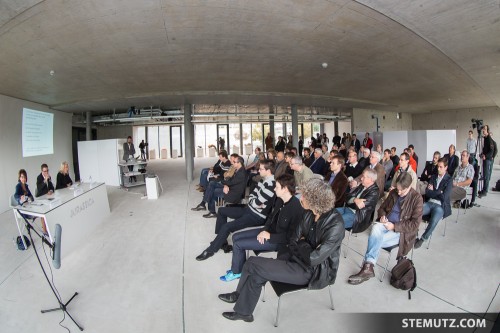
[22,108,54,157]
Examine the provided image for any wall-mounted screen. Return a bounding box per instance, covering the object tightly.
[22,108,54,157]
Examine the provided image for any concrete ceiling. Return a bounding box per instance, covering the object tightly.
[0,0,499,114]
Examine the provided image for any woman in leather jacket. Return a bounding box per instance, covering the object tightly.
[218,178,344,322]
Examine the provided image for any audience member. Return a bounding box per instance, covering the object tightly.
[351,151,385,198]
[218,178,344,322]
[196,159,276,261]
[363,132,373,150]
[357,147,371,171]
[55,161,73,190]
[415,158,452,249]
[351,134,361,153]
[309,148,326,175]
[344,149,364,180]
[220,174,303,282]
[290,156,313,195]
[302,147,313,167]
[381,149,394,182]
[443,144,459,177]
[466,130,477,157]
[451,150,474,205]
[337,168,379,229]
[265,133,273,151]
[418,151,440,194]
[408,144,419,167]
[325,155,349,207]
[389,153,417,191]
[274,136,286,152]
[347,173,422,285]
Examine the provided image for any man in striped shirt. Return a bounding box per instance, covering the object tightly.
[196,159,276,261]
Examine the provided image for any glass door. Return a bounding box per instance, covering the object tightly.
[170,126,183,158]
[216,124,229,153]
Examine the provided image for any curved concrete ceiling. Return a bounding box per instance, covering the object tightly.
[0,0,499,113]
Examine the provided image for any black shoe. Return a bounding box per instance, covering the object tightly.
[222,244,233,253]
[203,212,217,218]
[478,192,487,198]
[191,204,207,211]
[414,238,424,249]
[196,250,214,261]
[218,291,239,303]
[222,312,254,322]
[467,202,475,209]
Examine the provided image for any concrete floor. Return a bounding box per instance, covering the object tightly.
[0,158,498,333]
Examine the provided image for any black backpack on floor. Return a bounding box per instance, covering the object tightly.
[390,257,417,299]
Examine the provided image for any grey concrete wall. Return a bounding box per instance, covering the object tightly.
[412,106,500,153]
[0,94,73,212]
[352,108,412,132]
[97,125,133,140]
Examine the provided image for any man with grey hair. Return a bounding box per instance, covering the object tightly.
[451,150,474,205]
[358,147,371,170]
[290,156,313,194]
[309,148,327,175]
[351,150,386,198]
[337,168,380,229]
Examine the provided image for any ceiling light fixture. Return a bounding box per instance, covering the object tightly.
[322,62,328,69]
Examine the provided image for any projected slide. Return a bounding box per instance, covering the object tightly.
[22,108,54,157]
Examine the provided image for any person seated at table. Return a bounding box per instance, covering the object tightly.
[56,161,73,190]
[36,163,54,197]
[15,169,48,233]
[14,169,34,205]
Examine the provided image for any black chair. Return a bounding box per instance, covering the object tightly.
[264,281,334,327]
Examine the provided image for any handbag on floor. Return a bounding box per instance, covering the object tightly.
[16,235,31,250]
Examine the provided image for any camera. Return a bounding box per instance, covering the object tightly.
[471,119,484,134]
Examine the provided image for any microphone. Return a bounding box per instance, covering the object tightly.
[52,224,62,269]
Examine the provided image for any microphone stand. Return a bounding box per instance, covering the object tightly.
[20,212,84,331]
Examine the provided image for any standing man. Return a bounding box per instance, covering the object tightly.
[123,136,136,181]
[139,139,146,160]
[479,125,495,197]
[265,133,273,151]
[298,136,304,156]
[415,158,452,248]
[466,130,477,158]
[351,134,361,153]
[274,136,285,152]
[36,164,55,197]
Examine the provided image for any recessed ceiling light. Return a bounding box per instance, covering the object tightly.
[322,62,328,69]
[49,70,55,76]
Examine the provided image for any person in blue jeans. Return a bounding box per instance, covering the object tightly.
[348,173,422,285]
[479,125,495,197]
[220,174,303,282]
[415,158,453,248]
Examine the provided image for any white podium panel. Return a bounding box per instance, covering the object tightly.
[146,176,161,199]
[196,148,204,157]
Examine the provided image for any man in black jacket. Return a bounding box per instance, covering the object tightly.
[479,125,495,197]
[336,168,379,229]
[443,144,459,177]
[218,178,344,322]
[220,174,303,282]
[36,163,55,197]
[415,158,452,248]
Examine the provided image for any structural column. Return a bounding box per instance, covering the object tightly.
[268,105,275,147]
[184,104,195,181]
[86,111,92,140]
[291,104,298,149]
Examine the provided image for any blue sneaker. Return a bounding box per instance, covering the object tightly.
[220,270,241,282]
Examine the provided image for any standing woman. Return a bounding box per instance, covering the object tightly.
[56,161,73,189]
[345,133,352,149]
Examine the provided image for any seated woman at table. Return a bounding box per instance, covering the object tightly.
[14,169,34,205]
[14,169,48,234]
[56,161,73,190]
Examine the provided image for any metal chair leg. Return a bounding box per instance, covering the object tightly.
[328,285,335,310]
[261,283,266,302]
[380,250,392,282]
[343,230,352,258]
[443,217,446,237]
[274,296,282,327]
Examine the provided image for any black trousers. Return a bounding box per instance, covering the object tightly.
[231,228,279,274]
[233,256,312,316]
[207,206,265,253]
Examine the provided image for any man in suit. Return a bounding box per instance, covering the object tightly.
[415,158,453,248]
[123,135,136,181]
[309,148,326,175]
[443,144,459,177]
[351,134,361,153]
[36,163,55,197]
[351,151,386,199]
[325,155,349,207]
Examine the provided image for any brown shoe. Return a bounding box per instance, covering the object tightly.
[348,262,375,285]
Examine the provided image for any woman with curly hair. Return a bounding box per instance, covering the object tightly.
[218,178,345,322]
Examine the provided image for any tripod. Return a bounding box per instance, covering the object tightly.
[473,132,484,193]
[22,214,84,331]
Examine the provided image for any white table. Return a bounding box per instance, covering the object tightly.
[13,182,110,260]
